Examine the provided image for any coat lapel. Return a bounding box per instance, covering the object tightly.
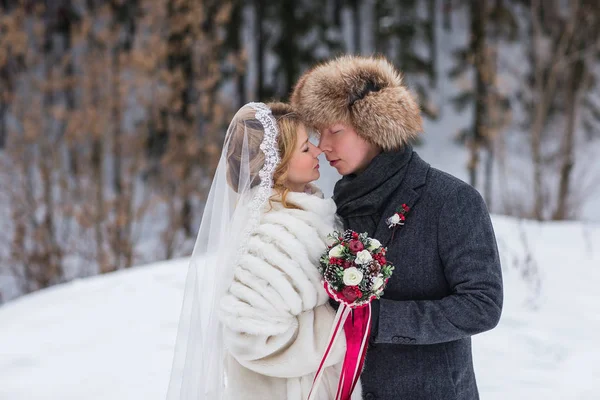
[373,153,430,247]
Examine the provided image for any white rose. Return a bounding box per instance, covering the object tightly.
[372,276,384,290]
[389,213,401,224]
[325,235,338,247]
[328,245,344,258]
[343,267,364,286]
[354,250,372,265]
[367,239,381,251]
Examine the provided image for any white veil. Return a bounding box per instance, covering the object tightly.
[166,102,281,399]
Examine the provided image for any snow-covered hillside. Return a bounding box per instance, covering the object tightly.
[0,216,598,400]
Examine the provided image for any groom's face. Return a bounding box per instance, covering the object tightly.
[318,123,381,176]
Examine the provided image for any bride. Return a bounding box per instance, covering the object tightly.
[166,102,361,400]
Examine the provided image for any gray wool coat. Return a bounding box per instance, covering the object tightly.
[333,147,503,400]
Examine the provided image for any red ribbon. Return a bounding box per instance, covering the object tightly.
[337,304,371,400]
[307,283,372,400]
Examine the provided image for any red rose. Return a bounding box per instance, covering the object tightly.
[348,240,364,254]
[400,214,406,221]
[342,260,353,269]
[342,286,362,302]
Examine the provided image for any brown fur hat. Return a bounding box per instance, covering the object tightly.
[290,55,423,151]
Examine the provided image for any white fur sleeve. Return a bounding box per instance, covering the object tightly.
[219,215,345,378]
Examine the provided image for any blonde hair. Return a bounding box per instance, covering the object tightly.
[225,102,305,209]
[268,102,304,209]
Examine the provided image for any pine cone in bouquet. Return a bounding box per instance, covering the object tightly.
[342,229,355,242]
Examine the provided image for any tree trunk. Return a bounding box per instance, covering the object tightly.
[255,0,266,99]
[428,0,438,88]
[468,0,488,189]
[442,0,452,31]
[484,144,494,209]
[529,0,578,220]
[89,52,108,272]
[228,1,246,108]
[112,45,124,268]
[92,136,107,272]
[0,38,8,149]
[165,0,196,238]
[39,3,64,286]
[278,0,297,99]
[553,61,583,220]
[374,0,384,53]
[0,100,6,149]
[351,0,361,53]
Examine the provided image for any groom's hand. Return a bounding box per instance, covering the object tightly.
[370,299,380,340]
[329,298,380,341]
[328,297,340,311]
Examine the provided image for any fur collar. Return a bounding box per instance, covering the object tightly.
[270,184,337,221]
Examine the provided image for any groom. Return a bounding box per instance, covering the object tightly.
[291,55,503,400]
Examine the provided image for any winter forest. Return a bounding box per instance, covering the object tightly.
[1,0,599,305]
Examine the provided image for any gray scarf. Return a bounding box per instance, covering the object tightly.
[333,145,413,235]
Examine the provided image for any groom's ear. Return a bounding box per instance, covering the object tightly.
[316,127,330,149]
[316,133,324,149]
[307,128,322,146]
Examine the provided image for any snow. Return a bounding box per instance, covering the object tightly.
[1,217,599,399]
[0,258,188,400]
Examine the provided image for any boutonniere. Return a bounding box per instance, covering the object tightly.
[386,203,410,229]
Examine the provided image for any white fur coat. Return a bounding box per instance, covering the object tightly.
[219,186,362,400]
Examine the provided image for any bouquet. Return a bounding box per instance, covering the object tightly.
[308,229,395,400]
[319,230,394,307]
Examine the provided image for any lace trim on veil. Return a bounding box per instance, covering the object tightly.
[236,102,280,256]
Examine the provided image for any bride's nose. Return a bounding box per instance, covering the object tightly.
[309,143,322,157]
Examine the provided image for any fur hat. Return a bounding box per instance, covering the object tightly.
[290,55,423,151]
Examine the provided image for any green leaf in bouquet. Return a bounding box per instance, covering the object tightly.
[359,279,371,293]
[326,232,341,246]
[358,232,369,243]
[381,264,394,278]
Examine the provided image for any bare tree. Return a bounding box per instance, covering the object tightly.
[552,2,600,220]
[0,0,237,300]
[449,0,514,207]
[527,0,600,220]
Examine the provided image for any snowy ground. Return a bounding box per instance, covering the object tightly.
[0,216,598,399]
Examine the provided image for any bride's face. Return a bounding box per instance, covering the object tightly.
[318,123,381,175]
[286,124,322,191]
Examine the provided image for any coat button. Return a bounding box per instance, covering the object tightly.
[365,393,376,400]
